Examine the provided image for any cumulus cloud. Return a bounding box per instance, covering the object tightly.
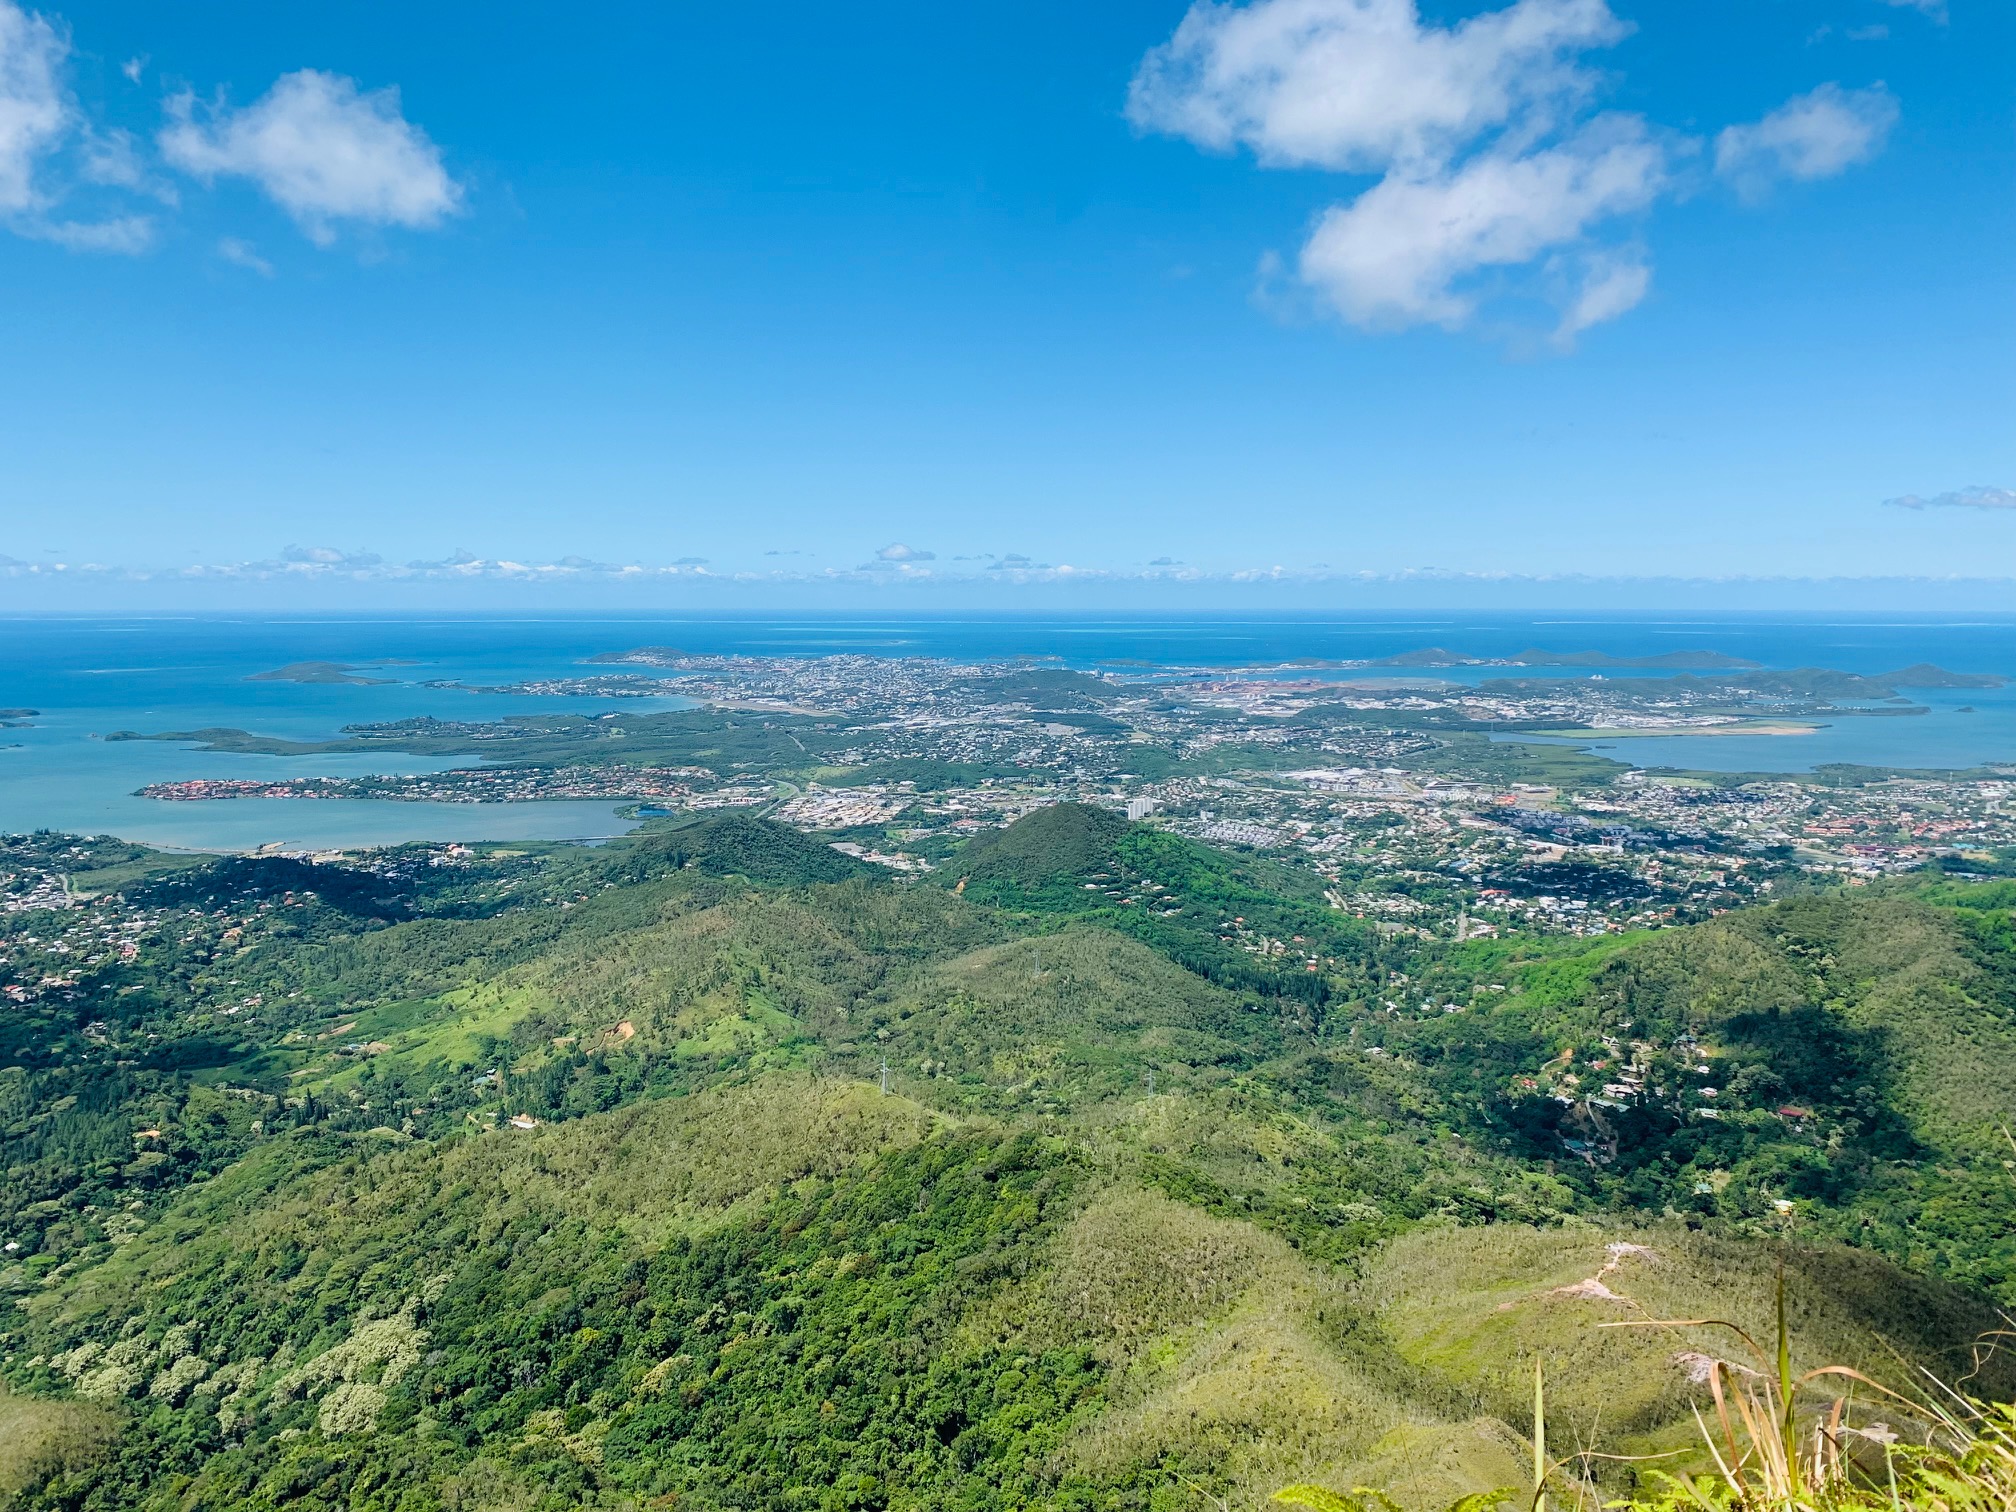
[1131,0,1901,342]
[1715,83,1898,200]
[1128,0,1625,172]
[1884,486,2016,512]
[1877,0,1944,18]
[875,543,935,562]
[2,19,459,255]
[1299,119,1666,330]
[160,69,462,243]
[0,0,69,213]
[1131,0,1669,338]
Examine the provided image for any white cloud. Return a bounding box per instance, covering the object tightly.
[1131,0,1667,338]
[283,544,382,568]
[10,544,2016,596]
[1714,83,1898,200]
[1553,244,1650,343]
[79,127,141,187]
[1127,0,1626,173]
[217,235,272,275]
[0,15,166,254]
[79,126,176,203]
[1876,0,1944,18]
[160,69,462,244]
[1884,486,2016,511]
[1132,0,1902,343]
[158,550,722,583]
[1299,119,1666,329]
[2,37,459,258]
[875,543,935,562]
[19,211,152,252]
[0,0,69,213]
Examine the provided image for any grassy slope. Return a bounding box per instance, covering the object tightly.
[870,927,1276,1112]
[0,1390,113,1504]
[9,823,2016,1510]
[10,1077,1994,1512]
[1402,889,2016,1298]
[1362,1223,2016,1452]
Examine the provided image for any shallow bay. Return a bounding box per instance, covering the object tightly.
[3,610,2015,850]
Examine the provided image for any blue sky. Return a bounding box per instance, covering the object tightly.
[0,0,2010,606]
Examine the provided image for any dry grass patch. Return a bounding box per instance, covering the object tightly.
[0,1389,114,1502]
[1358,1224,2016,1448]
[960,1186,1516,1510]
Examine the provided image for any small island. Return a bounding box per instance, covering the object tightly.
[245,661,399,686]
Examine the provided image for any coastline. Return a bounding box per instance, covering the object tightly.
[1532,720,1824,739]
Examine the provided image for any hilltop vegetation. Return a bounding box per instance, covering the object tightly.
[1381,887,2016,1298]
[626,810,874,886]
[4,808,2016,1510]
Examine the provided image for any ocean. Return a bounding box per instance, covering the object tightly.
[3,611,2014,851]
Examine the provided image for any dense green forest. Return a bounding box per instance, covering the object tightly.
[4,808,2016,1510]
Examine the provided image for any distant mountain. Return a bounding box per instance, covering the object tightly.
[1715,665,2001,699]
[1720,666,1902,699]
[1879,663,2007,689]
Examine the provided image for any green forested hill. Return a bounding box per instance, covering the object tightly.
[5,813,2016,1510]
[1390,886,2016,1298]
